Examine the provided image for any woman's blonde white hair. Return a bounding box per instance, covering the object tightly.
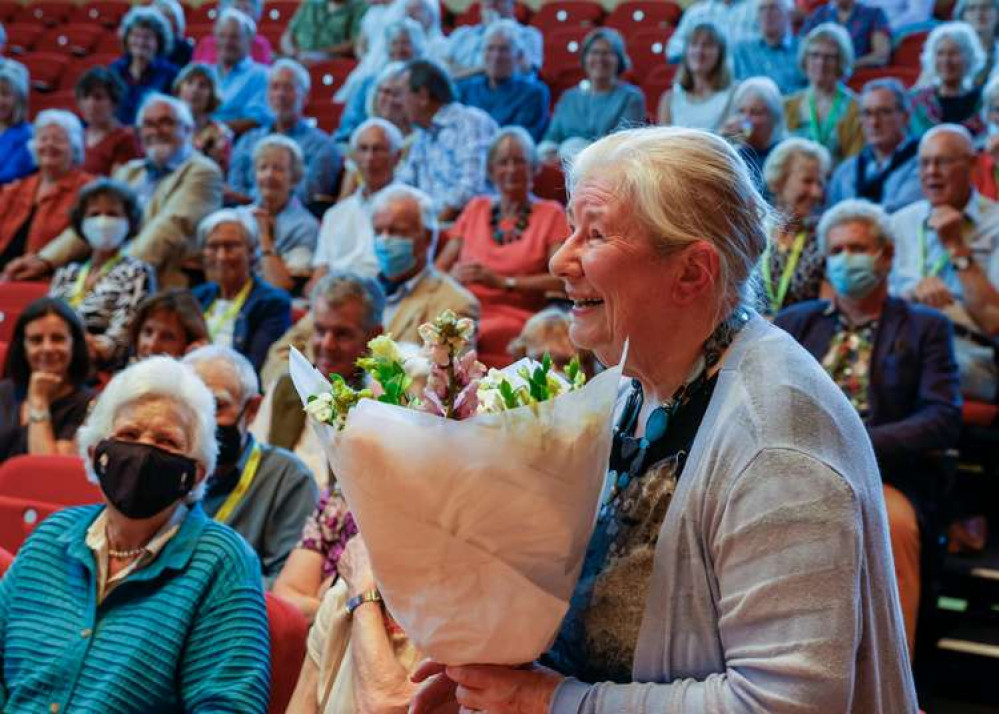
[252,133,306,186]
[30,109,85,166]
[567,126,771,310]
[77,356,218,500]
[799,22,855,79]
[762,136,831,194]
[920,21,986,89]
[816,198,894,252]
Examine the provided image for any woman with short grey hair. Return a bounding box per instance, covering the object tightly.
[110,6,180,125]
[0,110,94,268]
[911,21,988,137]
[191,209,292,373]
[722,76,786,196]
[192,0,274,64]
[0,60,33,185]
[0,355,272,712]
[784,23,863,165]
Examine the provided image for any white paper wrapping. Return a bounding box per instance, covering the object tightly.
[289,348,622,665]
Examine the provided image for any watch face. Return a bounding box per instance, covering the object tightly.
[953,255,972,271]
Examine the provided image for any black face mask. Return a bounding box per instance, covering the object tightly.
[94,439,199,519]
[215,409,247,468]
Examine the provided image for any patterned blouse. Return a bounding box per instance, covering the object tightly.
[821,314,877,416]
[50,253,155,368]
[760,227,827,317]
[296,489,359,580]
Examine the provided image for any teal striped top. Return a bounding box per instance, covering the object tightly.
[0,503,271,713]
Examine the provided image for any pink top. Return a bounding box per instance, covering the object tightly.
[192,35,274,65]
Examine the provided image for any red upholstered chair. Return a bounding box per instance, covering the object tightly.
[0,0,21,23]
[4,23,44,55]
[540,25,592,84]
[0,496,62,553]
[640,63,680,120]
[626,27,675,78]
[29,90,79,120]
[186,1,219,25]
[605,0,683,32]
[530,1,603,30]
[846,65,920,92]
[0,546,13,576]
[0,341,7,377]
[94,30,125,54]
[0,281,50,343]
[534,162,568,205]
[22,0,75,27]
[20,52,70,92]
[305,101,346,133]
[892,31,929,68]
[308,58,359,103]
[69,0,133,28]
[265,592,310,714]
[261,0,300,28]
[0,455,103,506]
[33,24,106,56]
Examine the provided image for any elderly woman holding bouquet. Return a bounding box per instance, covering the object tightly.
[412,126,918,711]
[0,356,270,711]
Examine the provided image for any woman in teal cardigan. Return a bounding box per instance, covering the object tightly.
[0,356,271,712]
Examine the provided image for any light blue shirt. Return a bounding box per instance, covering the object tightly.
[229,119,343,201]
[456,74,550,141]
[888,191,999,306]
[826,141,922,214]
[542,83,645,147]
[446,22,543,73]
[731,36,806,95]
[398,102,498,213]
[213,58,272,125]
[237,196,319,275]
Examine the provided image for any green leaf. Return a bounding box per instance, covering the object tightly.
[498,380,520,409]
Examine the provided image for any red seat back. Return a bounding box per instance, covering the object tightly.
[0,281,51,343]
[305,101,346,134]
[0,455,103,506]
[605,0,683,32]
[0,495,61,553]
[33,24,106,56]
[4,23,43,55]
[22,0,75,27]
[20,52,70,92]
[0,341,7,377]
[846,65,920,92]
[69,0,132,28]
[626,26,675,78]
[0,546,13,576]
[308,59,359,103]
[265,592,310,714]
[541,25,592,83]
[892,31,929,68]
[530,1,604,30]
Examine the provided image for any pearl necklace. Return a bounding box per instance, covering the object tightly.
[108,545,146,559]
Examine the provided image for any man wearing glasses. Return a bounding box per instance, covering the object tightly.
[828,78,922,213]
[4,94,222,289]
[889,123,999,401]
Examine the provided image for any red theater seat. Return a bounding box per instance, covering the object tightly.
[605,1,683,32]
[530,1,603,30]
[0,455,103,506]
[0,281,50,343]
[0,496,61,553]
[265,593,310,714]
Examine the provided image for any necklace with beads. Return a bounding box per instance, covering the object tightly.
[108,545,146,559]
[490,199,532,245]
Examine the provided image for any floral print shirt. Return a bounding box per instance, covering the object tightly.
[821,313,877,416]
[297,489,359,580]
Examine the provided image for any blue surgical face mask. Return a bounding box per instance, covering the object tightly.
[826,251,883,300]
[374,234,417,280]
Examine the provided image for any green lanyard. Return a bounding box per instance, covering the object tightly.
[807,86,844,148]
[761,230,807,314]
[68,253,124,309]
[916,222,951,278]
[205,280,253,342]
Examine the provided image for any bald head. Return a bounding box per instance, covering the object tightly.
[918,123,976,207]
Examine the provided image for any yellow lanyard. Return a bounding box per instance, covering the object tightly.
[68,253,124,308]
[213,443,262,524]
[205,280,253,342]
[761,230,807,314]
[916,222,952,278]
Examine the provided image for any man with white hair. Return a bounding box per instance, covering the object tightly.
[456,20,550,141]
[777,198,961,659]
[828,78,922,213]
[731,0,805,94]
[5,93,222,287]
[260,184,479,385]
[309,118,402,290]
[228,58,342,204]
[889,124,999,401]
[212,8,271,134]
[445,0,542,77]
[185,345,319,586]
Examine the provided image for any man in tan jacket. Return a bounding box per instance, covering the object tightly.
[260,185,479,388]
[4,94,222,288]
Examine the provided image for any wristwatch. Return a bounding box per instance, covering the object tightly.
[27,406,50,423]
[950,253,973,272]
[345,589,382,616]
[504,276,518,291]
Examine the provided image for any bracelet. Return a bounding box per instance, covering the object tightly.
[345,589,382,616]
[27,406,51,423]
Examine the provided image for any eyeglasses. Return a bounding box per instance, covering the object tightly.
[918,155,970,170]
[861,107,900,119]
[204,240,247,255]
[140,116,178,131]
[806,51,840,63]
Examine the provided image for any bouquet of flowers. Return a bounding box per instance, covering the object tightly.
[290,310,622,665]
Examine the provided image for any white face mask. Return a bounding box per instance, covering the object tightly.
[82,215,130,251]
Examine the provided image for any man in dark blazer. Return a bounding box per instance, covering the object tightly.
[776,198,961,659]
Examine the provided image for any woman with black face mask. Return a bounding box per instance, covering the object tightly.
[0,356,271,712]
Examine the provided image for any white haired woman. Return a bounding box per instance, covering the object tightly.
[0,110,94,271]
[784,23,863,165]
[0,61,34,185]
[721,76,785,197]
[411,126,918,713]
[109,6,180,125]
[911,21,987,137]
[237,134,319,294]
[0,356,270,711]
[761,137,834,316]
[191,208,292,373]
